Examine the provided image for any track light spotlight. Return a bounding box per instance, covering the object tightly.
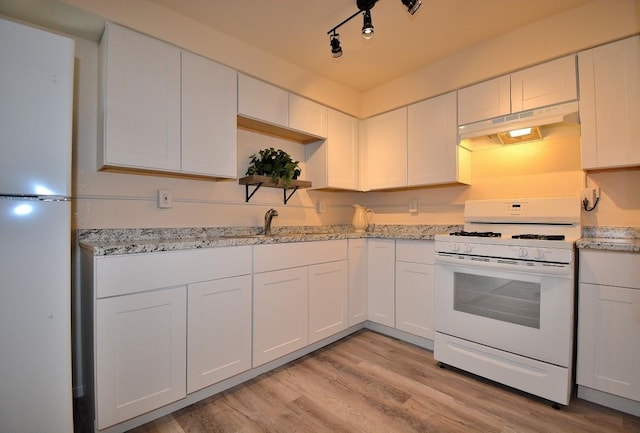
[361,10,374,39]
[401,0,422,15]
[326,0,421,57]
[329,32,343,58]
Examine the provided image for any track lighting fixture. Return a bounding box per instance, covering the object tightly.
[326,0,422,57]
[401,0,422,15]
[361,10,374,39]
[329,32,343,58]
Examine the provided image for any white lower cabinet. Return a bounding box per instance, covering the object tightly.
[348,239,368,326]
[253,267,309,367]
[578,250,640,406]
[96,286,187,430]
[395,240,435,339]
[308,260,349,344]
[367,239,396,327]
[187,275,252,393]
[89,246,252,429]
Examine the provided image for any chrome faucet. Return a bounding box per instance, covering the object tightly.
[264,208,278,236]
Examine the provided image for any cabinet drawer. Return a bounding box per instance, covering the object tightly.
[253,240,347,273]
[580,250,640,289]
[396,240,435,264]
[95,246,252,298]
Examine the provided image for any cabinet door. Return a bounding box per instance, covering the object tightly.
[96,286,186,430]
[408,92,469,186]
[306,109,358,190]
[181,51,237,177]
[577,282,640,401]
[253,267,309,366]
[187,275,252,393]
[308,260,348,343]
[348,239,368,326]
[457,75,510,125]
[511,55,577,112]
[101,23,181,171]
[367,239,396,327]
[579,36,640,169]
[237,74,288,127]
[288,94,327,138]
[362,107,407,190]
[395,261,434,339]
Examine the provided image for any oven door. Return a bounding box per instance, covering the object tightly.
[434,257,574,367]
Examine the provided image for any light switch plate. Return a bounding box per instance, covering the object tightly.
[158,189,172,208]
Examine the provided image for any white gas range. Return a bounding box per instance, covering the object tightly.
[433,197,581,407]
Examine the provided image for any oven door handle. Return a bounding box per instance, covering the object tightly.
[435,252,572,277]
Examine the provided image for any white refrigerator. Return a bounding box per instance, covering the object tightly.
[0,17,75,433]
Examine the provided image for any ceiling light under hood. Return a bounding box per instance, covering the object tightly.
[458,101,580,150]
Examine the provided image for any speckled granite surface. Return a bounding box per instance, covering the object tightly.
[577,226,640,253]
[79,224,462,256]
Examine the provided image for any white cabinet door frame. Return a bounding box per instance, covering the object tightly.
[187,275,252,393]
[253,267,309,367]
[96,286,186,430]
[308,260,349,343]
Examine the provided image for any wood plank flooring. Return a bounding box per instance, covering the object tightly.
[114,330,639,433]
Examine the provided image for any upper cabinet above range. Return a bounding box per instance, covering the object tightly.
[458,55,578,125]
[578,35,640,170]
[99,23,237,179]
[237,74,327,143]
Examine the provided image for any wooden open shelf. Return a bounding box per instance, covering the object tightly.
[238,175,312,204]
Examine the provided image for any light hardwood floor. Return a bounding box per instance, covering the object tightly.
[101,330,639,433]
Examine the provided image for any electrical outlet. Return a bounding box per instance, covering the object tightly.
[409,199,418,214]
[157,189,172,208]
[581,187,600,207]
[316,200,325,213]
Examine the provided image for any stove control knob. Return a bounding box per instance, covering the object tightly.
[463,243,473,253]
[448,242,459,252]
[533,249,545,260]
[517,247,528,257]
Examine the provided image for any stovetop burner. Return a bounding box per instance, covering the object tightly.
[450,231,502,238]
[511,234,566,241]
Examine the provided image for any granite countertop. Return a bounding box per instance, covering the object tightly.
[577,226,640,253]
[79,224,462,256]
[79,224,640,256]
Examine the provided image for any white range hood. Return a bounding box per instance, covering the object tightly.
[458,101,580,150]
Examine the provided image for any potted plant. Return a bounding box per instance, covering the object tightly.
[246,147,301,187]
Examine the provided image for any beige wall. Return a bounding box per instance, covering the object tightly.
[362,0,640,117]
[64,0,640,230]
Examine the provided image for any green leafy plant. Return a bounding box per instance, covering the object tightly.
[246,147,301,187]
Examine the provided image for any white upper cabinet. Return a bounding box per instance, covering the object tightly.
[408,92,470,186]
[511,55,577,113]
[100,23,238,178]
[579,36,640,170]
[306,109,359,190]
[100,22,181,172]
[181,51,237,178]
[361,107,408,191]
[237,73,289,127]
[458,55,577,125]
[237,74,327,140]
[458,75,511,125]
[289,94,328,138]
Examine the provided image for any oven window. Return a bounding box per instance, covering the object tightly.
[453,272,541,329]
